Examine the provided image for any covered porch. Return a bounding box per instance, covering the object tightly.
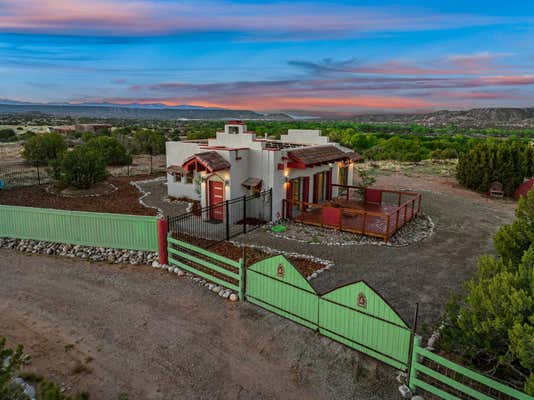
[283,184,422,242]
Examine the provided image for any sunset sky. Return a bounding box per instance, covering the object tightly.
[1,0,534,114]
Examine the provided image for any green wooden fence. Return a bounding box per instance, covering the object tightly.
[0,205,158,251]
[409,336,532,400]
[246,256,412,371]
[319,281,412,371]
[246,255,319,329]
[167,236,245,299]
[159,245,534,399]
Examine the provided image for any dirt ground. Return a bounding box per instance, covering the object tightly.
[0,250,399,400]
[0,175,161,215]
[236,173,516,335]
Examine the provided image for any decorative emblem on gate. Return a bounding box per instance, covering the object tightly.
[357,292,367,308]
[277,264,285,278]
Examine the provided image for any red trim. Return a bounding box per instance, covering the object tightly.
[326,169,333,200]
[287,161,307,169]
[285,181,293,218]
[303,176,310,204]
[313,174,319,203]
[277,163,285,170]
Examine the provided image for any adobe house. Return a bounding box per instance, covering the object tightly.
[166,121,359,221]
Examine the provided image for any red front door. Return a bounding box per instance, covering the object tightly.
[208,180,224,221]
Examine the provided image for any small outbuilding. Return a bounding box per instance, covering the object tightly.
[514,177,534,200]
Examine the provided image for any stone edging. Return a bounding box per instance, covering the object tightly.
[130,177,166,218]
[229,240,334,281]
[44,182,119,198]
[266,214,435,248]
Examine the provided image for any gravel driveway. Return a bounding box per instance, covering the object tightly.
[236,188,515,334]
[0,250,400,400]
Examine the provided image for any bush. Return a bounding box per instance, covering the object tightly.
[83,136,132,166]
[457,141,533,196]
[22,133,67,166]
[440,189,534,394]
[0,128,17,142]
[52,146,107,189]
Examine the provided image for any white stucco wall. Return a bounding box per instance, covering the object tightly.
[280,129,329,145]
[166,141,203,200]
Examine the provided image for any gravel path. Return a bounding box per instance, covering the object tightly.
[135,178,189,217]
[0,250,400,400]
[236,188,514,334]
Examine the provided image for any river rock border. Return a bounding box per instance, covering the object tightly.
[0,237,158,265]
[265,213,434,247]
[45,182,119,198]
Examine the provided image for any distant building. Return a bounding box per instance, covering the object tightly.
[166,121,359,221]
[49,124,112,134]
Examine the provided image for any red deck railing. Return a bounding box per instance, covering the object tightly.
[283,185,422,242]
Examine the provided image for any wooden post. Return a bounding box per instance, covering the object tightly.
[418,194,422,216]
[404,203,408,225]
[411,199,415,220]
[362,212,367,235]
[157,218,169,265]
[239,247,247,302]
[225,200,230,240]
[395,209,400,233]
[407,303,420,393]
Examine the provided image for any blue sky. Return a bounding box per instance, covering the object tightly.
[1,0,534,114]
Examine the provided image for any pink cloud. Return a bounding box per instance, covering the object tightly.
[0,0,522,37]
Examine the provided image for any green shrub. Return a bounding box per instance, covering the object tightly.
[440,189,534,394]
[53,146,107,189]
[457,141,533,196]
[0,128,17,142]
[22,133,67,166]
[83,136,132,166]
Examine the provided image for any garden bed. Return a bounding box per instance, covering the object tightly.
[172,234,325,277]
[0,175,162,215]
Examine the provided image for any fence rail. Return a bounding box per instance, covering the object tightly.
[409,336,531,400]
[0,205,158,251]
[167,189,272,247]
[167,236,245,298]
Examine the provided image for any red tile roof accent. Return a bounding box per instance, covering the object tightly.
[288,145,359,166]
[182,151,231,172]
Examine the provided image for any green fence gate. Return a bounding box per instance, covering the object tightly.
[246,257,412,370]
[319,281,412,371]
[246,255,319,329]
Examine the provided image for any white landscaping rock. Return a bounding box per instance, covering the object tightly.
[177,270,185,277]
[229,293,238,302]
[398,384,412,399]
[152,261,160,268]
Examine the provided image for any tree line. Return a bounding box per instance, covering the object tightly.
[457,141,534,197]
[22,128,165,189]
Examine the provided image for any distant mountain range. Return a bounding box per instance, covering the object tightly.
[351,108,534,128]
[0,100,292,120]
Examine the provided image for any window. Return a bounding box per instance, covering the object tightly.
[186,172,194,184]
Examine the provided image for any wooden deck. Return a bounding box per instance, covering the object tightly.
[286,186,422,241]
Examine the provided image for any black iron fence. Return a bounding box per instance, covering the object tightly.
[0,163,50,188]
[167,189,272,247]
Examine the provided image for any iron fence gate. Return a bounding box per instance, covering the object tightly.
[167,189,272,247]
